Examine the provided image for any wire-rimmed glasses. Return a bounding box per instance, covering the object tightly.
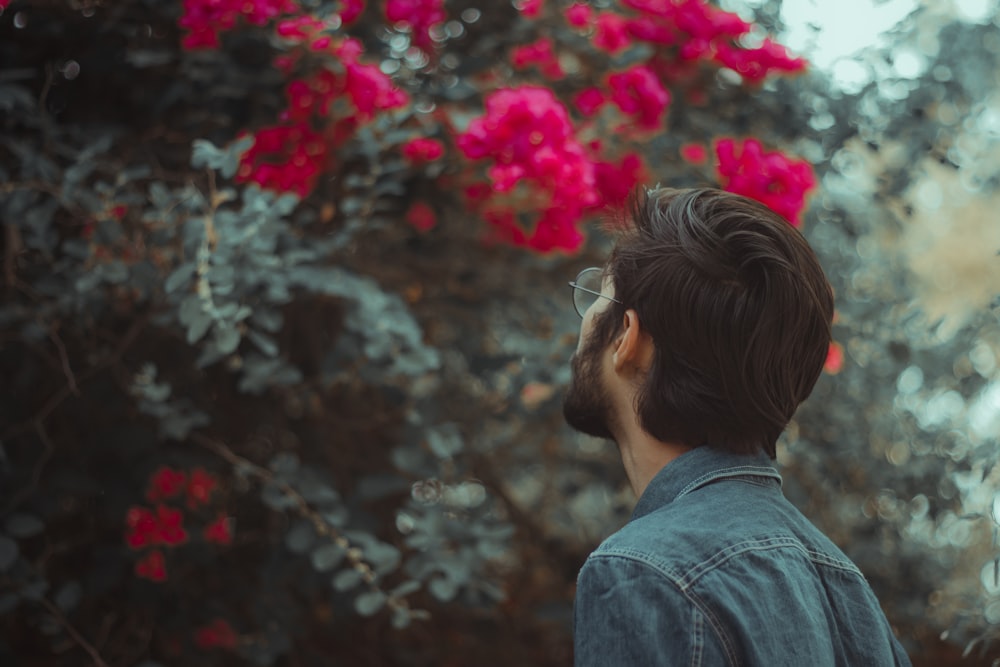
[568,267,623,318]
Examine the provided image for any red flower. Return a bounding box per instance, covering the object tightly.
[340,0,365,23]
[204,514,234,545]
[195,618,239,650]
[135,549,167,582]
[680,143,707,164]
[592,152,645,209]
[178,0,298,50]
[608,65,670,130]
[824,342,845,375]
[402,137,444,162]
[384,0,446,51]
[406,201,437,232]
[517,0,543,18]
[573,87,607,117]
[565,3,592,27]
[146,466,187,503]
[236,124,328,197]
[125,506,160,550]
[510,38,564,79]
[714,138,815,227]
[593,12,632,53]
[155,504,188,546]
[714,38,807,83]
[186,468,218,508]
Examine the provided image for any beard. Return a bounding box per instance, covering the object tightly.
[562,334,616,441]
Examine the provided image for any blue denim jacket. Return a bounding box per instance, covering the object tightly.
[574,447,912,666]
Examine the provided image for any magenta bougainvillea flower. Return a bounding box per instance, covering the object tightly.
[179,0,298,48]
[195,618,239,649]
[384,0,445,51]
[607,64,671,130]
[715,138,815,227]
[402,137,445,162]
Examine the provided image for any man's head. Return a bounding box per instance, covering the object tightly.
[564,186,834,458]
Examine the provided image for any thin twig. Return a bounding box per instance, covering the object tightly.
[49,326,79,395]
[2,421,55,515]
[35,596,110,667]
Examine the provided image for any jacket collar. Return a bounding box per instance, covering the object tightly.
[632,446,782,520]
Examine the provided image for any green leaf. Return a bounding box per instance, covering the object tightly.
[261,482,297,510]
[354,590,387,617]
[191,139,223,170]
[390,580,421,598]
[391,607,412,629]
[332,568,364,592]
[284,520,315,554]
[247,330,279,357]
[213,325,241,355]
[55,581,82,611]
[5,513,44,538]
[269,452,300,476]
[0,536,18,571]
[428,576,458,602]
[310,544,346,572]
[186,312,212,344]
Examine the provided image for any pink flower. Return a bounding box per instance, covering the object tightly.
[592,153,645,209]
[179,0,298,50]
[203,514,234,545]
[406,202,437,231]
[186,468,218,508]
[680,143,707,164]
[135,549,167,582]
[517,0,544,17]
[714,138,816,227]
[565,2,592,27]
[402,137,444,162]
[195,618,238,650]
[824,342,844,374]
[384,0,446,51]
[593,12,632,53]
[146,467,187,503]
[237,124,329,197]
[458,87,599,253]
[510,38,564,79]
[573,87,606,117]
[340,0,365,23]
[608,65,670,130]
[344,63,410,118]
[714,39,807,83]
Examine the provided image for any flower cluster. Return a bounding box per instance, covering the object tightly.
[561,0,806,83]
[195,618,239,650]
[127,467,231,582]
[457,87,599,252]
[179,0,298,49]
[607,64,670,130]
[384,0,446,51]
[237,35,407,198]
[402,137,444,162]
[510,38,564,80]
[714,138,816,227]
[236,124,328,197]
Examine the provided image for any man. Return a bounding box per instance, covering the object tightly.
[564,187,911,666]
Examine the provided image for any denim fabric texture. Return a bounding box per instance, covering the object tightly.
[574,446,912,666]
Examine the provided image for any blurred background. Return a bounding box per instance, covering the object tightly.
[1,0,999,664]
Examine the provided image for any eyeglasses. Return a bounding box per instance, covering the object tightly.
[568,267,623,318]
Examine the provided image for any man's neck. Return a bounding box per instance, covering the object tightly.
[613,420,691,498]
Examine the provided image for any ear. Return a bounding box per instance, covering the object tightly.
[612,309,652,374]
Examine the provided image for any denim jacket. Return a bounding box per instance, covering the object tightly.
[574,447,912,666]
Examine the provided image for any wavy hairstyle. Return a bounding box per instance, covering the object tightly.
[591,187,834,458]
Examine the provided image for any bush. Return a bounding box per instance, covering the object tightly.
[1,0,999,665]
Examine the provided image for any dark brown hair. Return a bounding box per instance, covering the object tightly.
[592,187,834,458]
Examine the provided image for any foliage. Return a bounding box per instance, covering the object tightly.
[0,0,998,665]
